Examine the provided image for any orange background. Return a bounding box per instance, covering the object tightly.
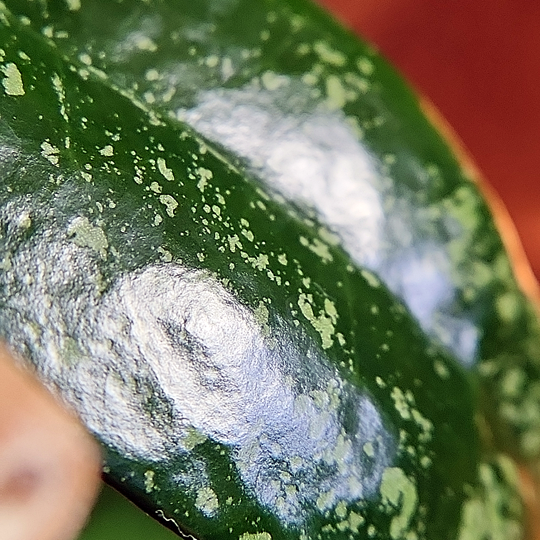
[318,0,540,278]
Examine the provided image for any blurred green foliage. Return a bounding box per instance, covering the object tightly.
[79,484,177,540]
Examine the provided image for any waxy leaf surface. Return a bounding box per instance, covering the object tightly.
[1,1,539,539]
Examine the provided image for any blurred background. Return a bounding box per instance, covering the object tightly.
[78,0,540,538]
[319,0,540,278]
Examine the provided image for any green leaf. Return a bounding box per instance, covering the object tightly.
[0,1,538,539]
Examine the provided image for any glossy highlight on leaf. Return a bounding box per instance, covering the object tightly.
[1,1,539,539]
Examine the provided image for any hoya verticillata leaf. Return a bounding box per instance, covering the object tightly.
[0,1,538,539]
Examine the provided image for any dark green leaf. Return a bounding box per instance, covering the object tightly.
[0,1,538,539]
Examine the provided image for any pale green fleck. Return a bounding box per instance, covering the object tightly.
[299,236,333,263]
[335,500,347,519]
[2,62,25,96]
[181,427,207,450]
[81,172,92,182]
[154,214,163,226]
[368,525,376,537]
[412,409,433,443]
[196,167,213,192]
[212,205,221,216]
[316,489,334,511]
[375,376,386,388]
[239,533,272,540]
[227,234,242,253]
[65,0,81,11]
[361,269,380,288]
[500,368,526,398]
[159,194,178,217]
[150,181,162,193]
[298,293,335,349]
[41,141,60,166]
[277,253,287,266]
[205,55,220,68]
[325,75,347,110]
[496,292,520,322]
[314,41,346,66]
[318,226,340,246]
[357,57,374,76]
[349,511,365,531]
[302,72,318,86]
[242,229,254,242]
[144,470,155,493]
[324,298,338,322]
[67,217,108,259]
[254,301,270,335]
[195,487,219,516]
[261,70,288,91]
[99,144,114,157]
[434,359,450,379]
[157,247,172,263]
[250,254,269,271]
[380,467,418,540]
[135,36,158,52]
[363,441,375,458]
[78,52,92,66]
[157,157,175,181]
[51,72,69,122]
[391,387,411,420]
[420,456,432,469]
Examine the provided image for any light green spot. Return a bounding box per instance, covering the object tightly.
[150,181,162,193]
[99,144,114,157]
[335,500,347,519]
[144,470,155,493]
[357,57,374,76]
[135,36,158,52]
[157,157,175,181]
[65,0,81,11]
[67,217,108,259]
[363,441,375,458]
[380,467,418,540]
[325,75,347,110]
[41,141,60,166]
[277,253,288,266]
[313,41,347,66]
[239,533,272,540]
[299,236,333,263]
[298,293,336,349]
[242,229,254,242]
[261,70,288,91]
[316,490,334,511]
[1,62,25,96]
[361,269,380,288]
[227,235,242,253]
[51,73,68,122]
[496,292,520,322]
[195,487,219,516]
[157,247,172,262]
[181,427,207,451]
[205,55,220,68]
[434,359,450,379]
[254,301,270,336]
[391,387,411,420]
[159,194,178,217]
[249,254,269,271]
[196,167,213,192]
[349,511,365,531]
